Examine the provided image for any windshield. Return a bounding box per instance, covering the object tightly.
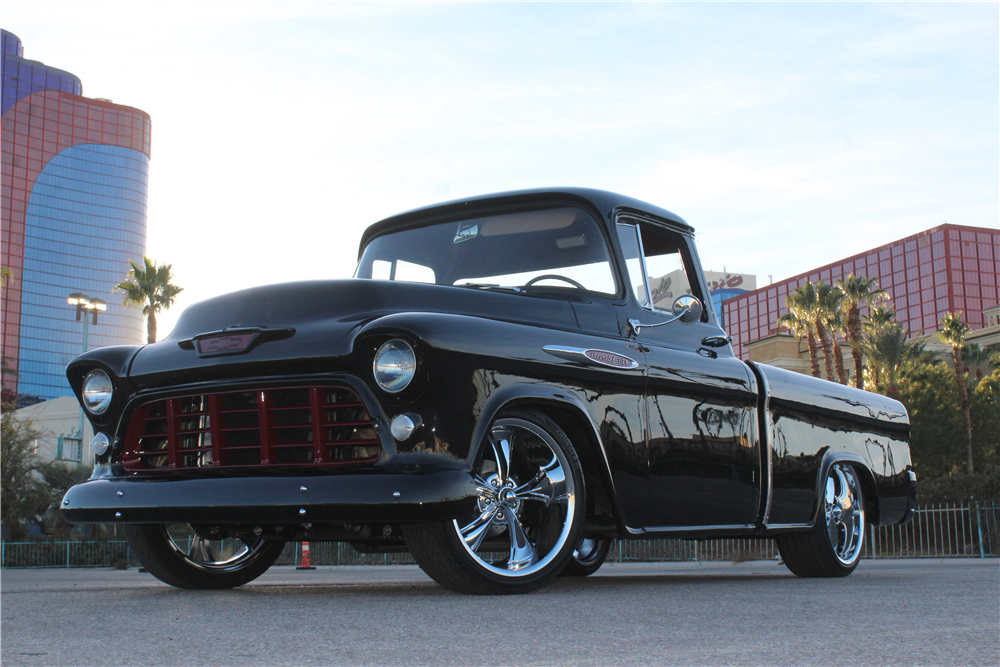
[355,207,617,294]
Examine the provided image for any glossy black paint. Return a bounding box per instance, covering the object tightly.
[63,187,914,541]
[754,364,912,528]
[61,470,478,524]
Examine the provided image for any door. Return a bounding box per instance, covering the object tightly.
[615,219,760,530]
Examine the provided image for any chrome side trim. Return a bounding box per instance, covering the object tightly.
[627,523,755,535]
[764,523,812,530]
[746,360,774,527]
[542,345,639,370]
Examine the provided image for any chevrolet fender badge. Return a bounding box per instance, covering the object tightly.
[542,345,639,369]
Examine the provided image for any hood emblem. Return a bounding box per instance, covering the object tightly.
[178,327,295,357]
[197,333,254,355]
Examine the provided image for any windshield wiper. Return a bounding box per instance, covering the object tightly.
[457,283,525,294]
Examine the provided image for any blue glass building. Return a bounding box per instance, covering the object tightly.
[711,288,749,328]
[2,29,151,404]
[1,29,81,115]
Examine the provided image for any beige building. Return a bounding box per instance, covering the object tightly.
[15,396,96,467]
[746,334,856,381]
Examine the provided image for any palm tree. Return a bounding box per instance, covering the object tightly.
[813,280,844,383]
[837,274,887,389]
[827,311,850,385]
[863,305,896,334]
[857,322,915,400]
[116,257,183,344]
[782,282,821,378]
[859,306,898,391]
[938,312,974,474]
[961,344,992,383]
[778,311,820,377]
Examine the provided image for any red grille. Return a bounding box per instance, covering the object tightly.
[122,386,380,471]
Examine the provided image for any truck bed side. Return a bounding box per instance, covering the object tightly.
[747,362,913,528]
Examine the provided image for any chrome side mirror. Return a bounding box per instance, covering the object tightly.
[627,294,705,337]
[672,295,703,324]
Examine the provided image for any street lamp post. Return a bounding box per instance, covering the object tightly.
[67,292,107,459]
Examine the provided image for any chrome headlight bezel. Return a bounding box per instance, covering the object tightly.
[373,339,417,394]
[82,369,114,415]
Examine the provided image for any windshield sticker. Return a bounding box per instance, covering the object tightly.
[453,222,478,244]
[556,234,587,249]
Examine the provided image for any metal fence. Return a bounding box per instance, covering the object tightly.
[866,503,1000,559]
[3,504,997,569]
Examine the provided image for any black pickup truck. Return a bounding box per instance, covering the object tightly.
[63,188,917,594]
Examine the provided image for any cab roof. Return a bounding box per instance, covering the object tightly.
[358,187,693,257]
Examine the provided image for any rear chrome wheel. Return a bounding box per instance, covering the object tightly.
[777,462,865,577]
[406,410,584,594]
[125,524,285,589]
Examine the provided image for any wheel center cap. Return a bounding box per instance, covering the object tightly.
[499,488,517,506]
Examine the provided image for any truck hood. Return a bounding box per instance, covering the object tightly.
[128,279,581,388]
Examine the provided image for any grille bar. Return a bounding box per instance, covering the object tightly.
[123,386,381,471]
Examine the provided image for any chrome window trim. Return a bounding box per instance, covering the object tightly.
[617,216,697,318]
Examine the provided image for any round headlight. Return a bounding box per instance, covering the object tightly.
[373,339,416,393]
[82,369,114,415]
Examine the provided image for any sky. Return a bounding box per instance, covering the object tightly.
[5,1,999,339]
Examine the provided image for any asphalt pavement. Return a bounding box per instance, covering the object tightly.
[2,559,997,666]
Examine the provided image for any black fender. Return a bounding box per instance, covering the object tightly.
[66,344,144,433]
[468,381,627,534]
[352,311,635,532]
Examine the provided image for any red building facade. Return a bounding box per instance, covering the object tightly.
[722,224,1000,359]
[2,30,151,401]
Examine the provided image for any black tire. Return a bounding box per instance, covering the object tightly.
[777,463,866,578]
[561,537,611,577]
[405,409,585,595]
[125,524,285,589]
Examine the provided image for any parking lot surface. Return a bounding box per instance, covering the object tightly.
[2,559,997,666]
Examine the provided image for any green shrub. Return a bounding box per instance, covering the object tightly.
[916,467,1000,506]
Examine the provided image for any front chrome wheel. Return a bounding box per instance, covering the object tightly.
[161,525,275,572]
[125,524,285,589]
[454,417,577,577]
[406,410,585,594]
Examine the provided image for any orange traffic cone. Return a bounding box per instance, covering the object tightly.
[296,541,316,570]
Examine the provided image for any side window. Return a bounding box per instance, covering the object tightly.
[640,225,695,315]
[618,218,705,318]
[616,223,649,306]
[394,260,435,284]
[366,259,436,284]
